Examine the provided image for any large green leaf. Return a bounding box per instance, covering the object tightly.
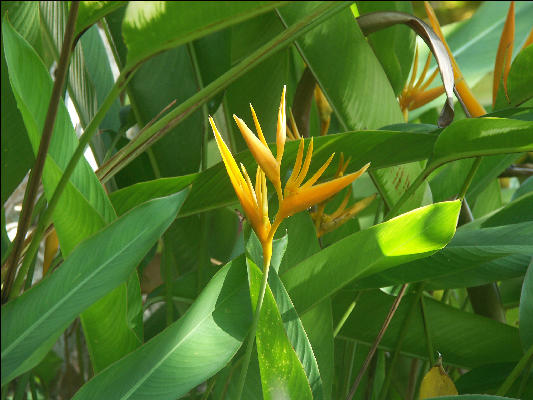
[1,191,188,384]
[352,221,533,290]
[122,1,287,70]
[281,201,460,314]
[248,262,314,399]
[520,260,533,351]
[336,290,523,369]
[2,17,139,373]
[111,129,437,216]
[427,118,533,169]
[355,1,415,96]
[73,255,251,400]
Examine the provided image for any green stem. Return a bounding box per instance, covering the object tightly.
[9,76,127,300]
[235,261,271,400]
[420,291,435,366]
[2,1,80,303]
[333,293,360,337]
[379,284,425,400]
[458,157,482,199]
[497,344,533,396]
[96,2,352,183]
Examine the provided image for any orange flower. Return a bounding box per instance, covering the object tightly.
[210,87,369,268]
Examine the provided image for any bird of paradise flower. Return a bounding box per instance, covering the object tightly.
[209,86,369,396]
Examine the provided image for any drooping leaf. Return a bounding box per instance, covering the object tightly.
[1,191,188,384]
[356,1,415,96]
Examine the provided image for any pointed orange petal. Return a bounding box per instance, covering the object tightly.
[407,45,420,90]
[288,107,301,140]
[277,86,287,163]
[408,86,446,110]
[295,138,314,187]
[493,1,515,106]
[281,163,370,218]
[329,190,351,220]
[320,194,376,236]
[233,115,279,187]
[250,104,268,147]
[210,117,245,197]
[286,139,305,189]
[302,152,335,189]
[414,51,432,90]
[240,163,258,207]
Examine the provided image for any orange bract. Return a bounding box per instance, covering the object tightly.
[210,87,370,268]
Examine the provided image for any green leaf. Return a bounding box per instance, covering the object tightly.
[428,118,533,169]
[282,201,461,314]
[353,221,533,290]
[507,44,533,107]
[278,3,403,130]
[301,300,334,400]
[336,290,523,369]
[75,1,126,37]
[1,191,188,384]
[520,260,533,351]
[111,129,437,216]
[225,12,291,151]
[246,232,324,399]
[110,174,198,215]
[2,16,144,373]
[1,35,33,205]
[72,255,251,400]
[127,45,203,177]
[247,261,314,400]
[122,1,287,70]
[355,1,415,96]
[456,362,533,399]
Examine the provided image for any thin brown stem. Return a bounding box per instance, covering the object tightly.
[346,283,409,400]
[2,1,80,303]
